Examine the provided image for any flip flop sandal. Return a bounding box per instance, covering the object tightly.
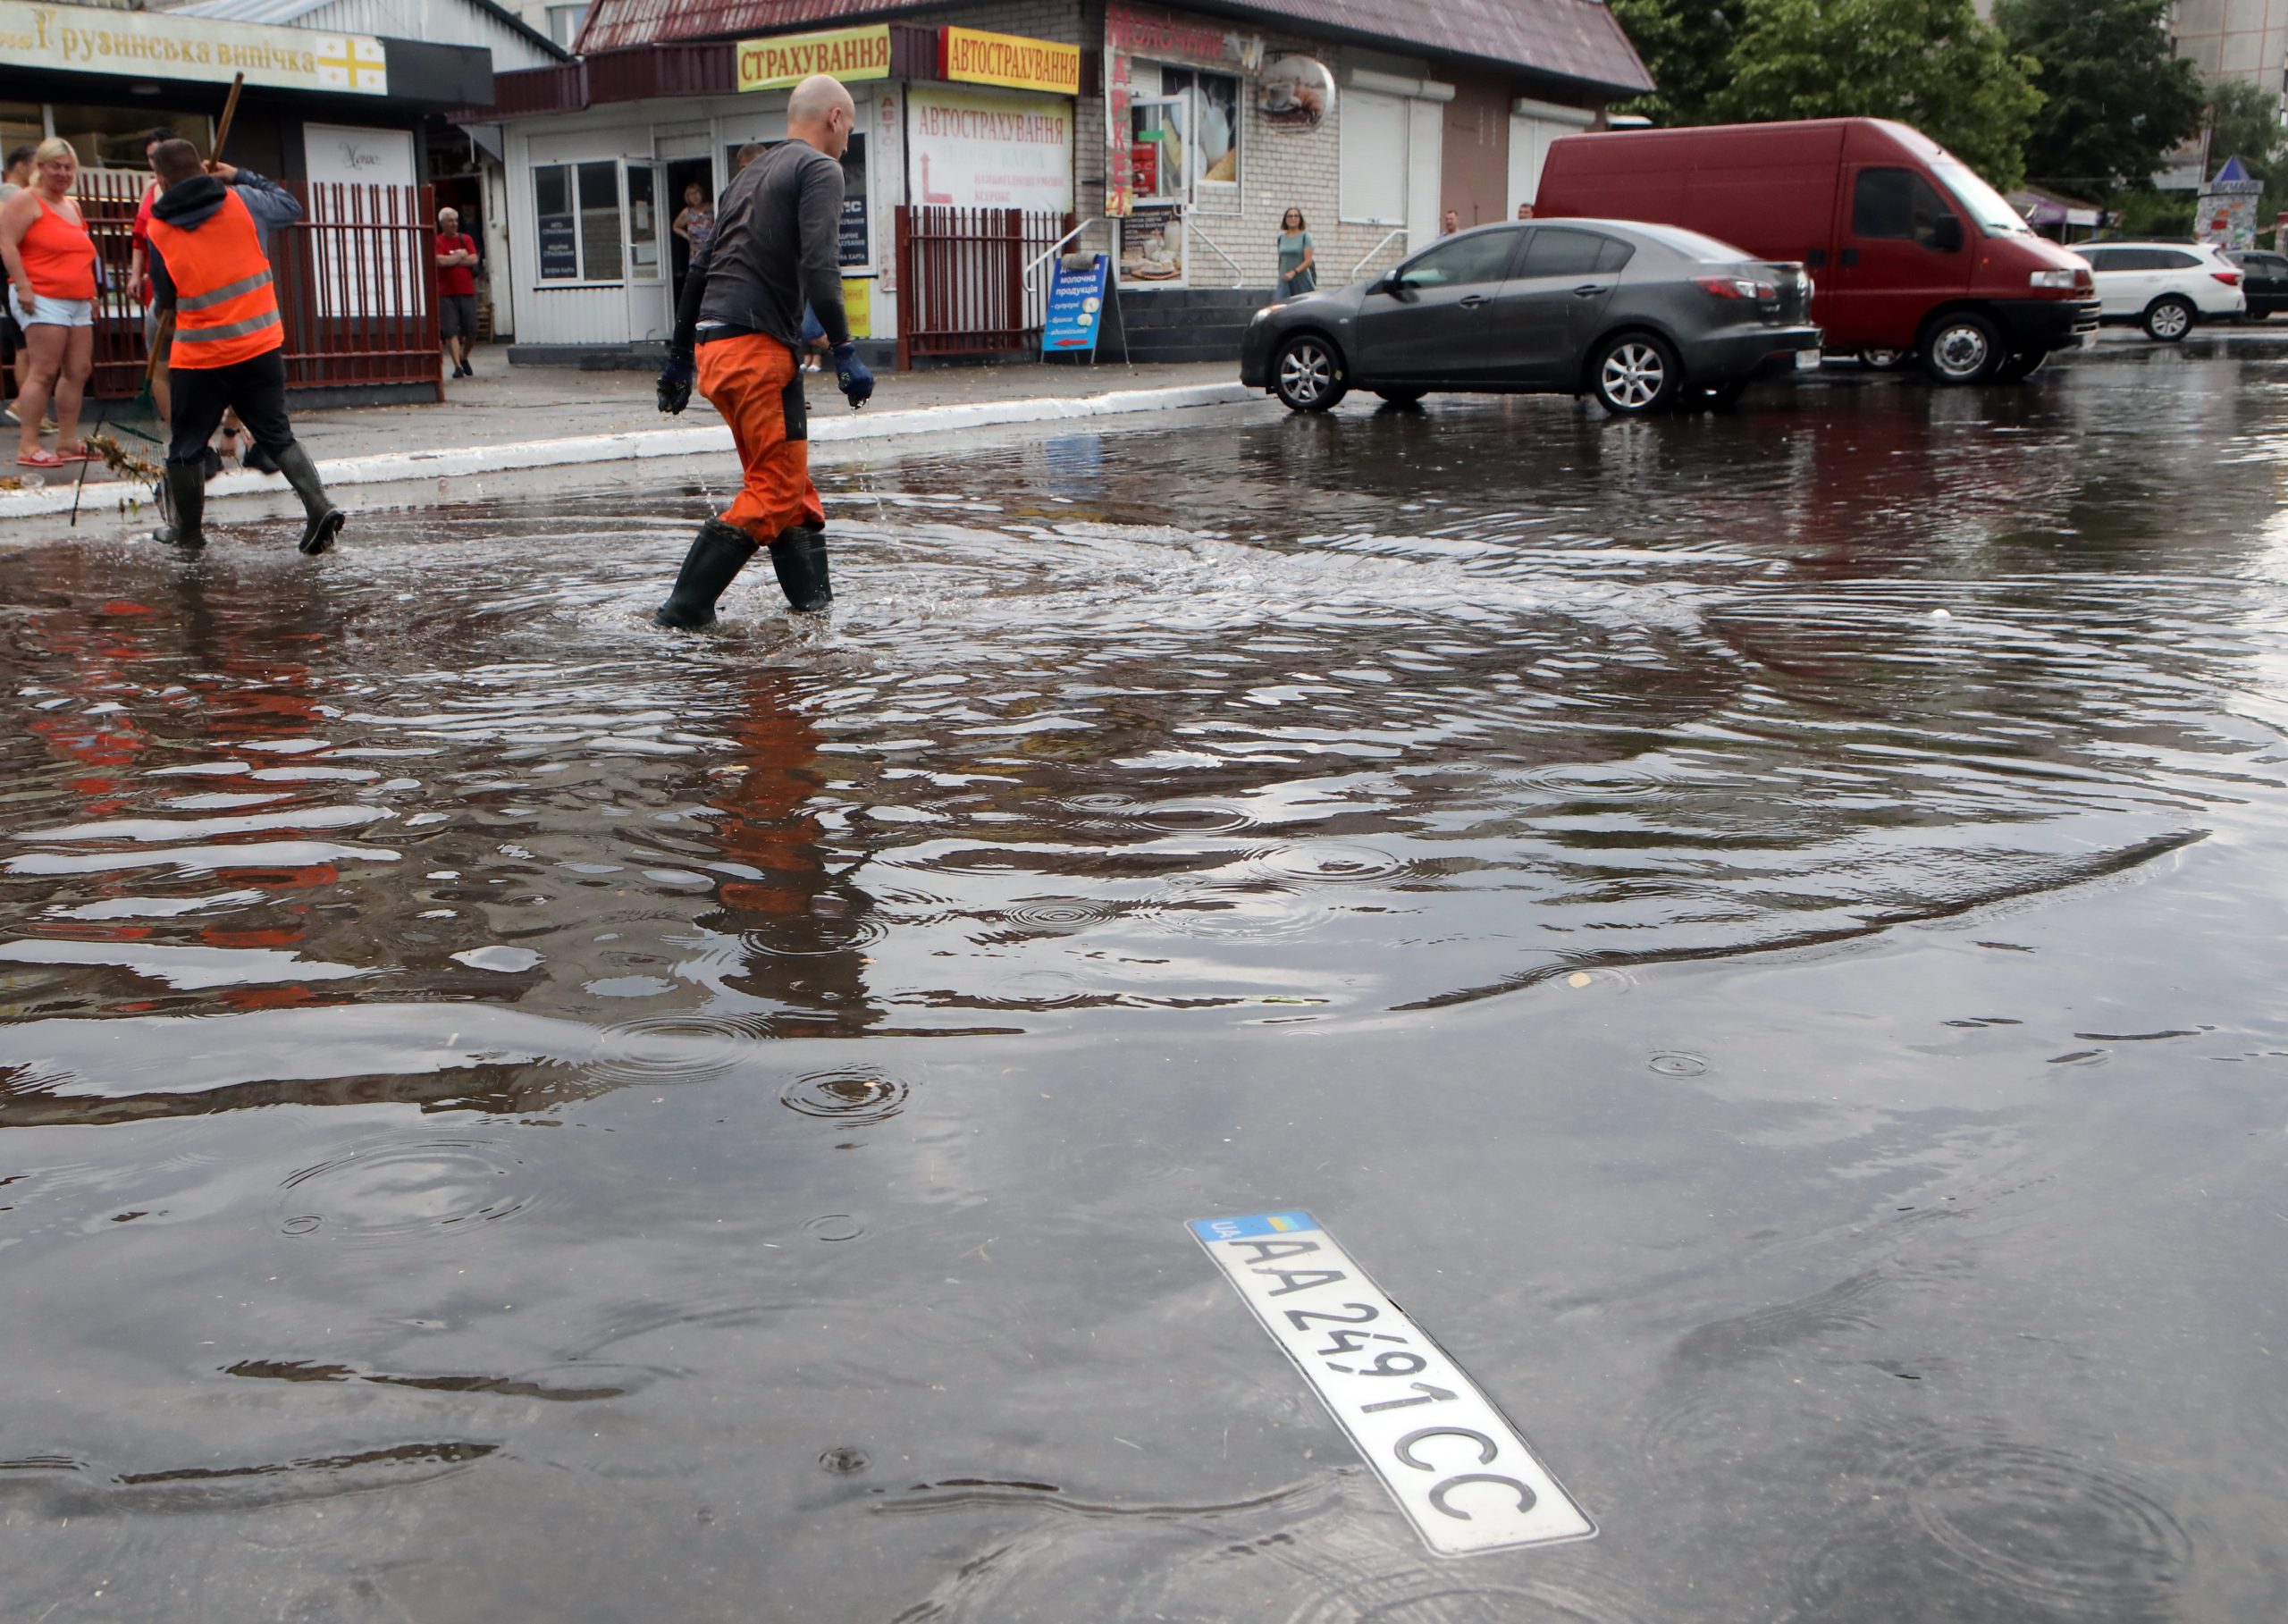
[15,449,65,468]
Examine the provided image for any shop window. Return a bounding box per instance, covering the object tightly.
[1157,67,1240,208]
[49,105,214,169]
[534,159,623,282]
[547,4,587,48]
[2,104,42,161]
[1341,89,1408,225]
[627,162,660,280]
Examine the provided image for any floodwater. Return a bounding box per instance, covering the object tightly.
[5,357,2288,1620]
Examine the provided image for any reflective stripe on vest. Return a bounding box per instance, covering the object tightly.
[150,189,283,369]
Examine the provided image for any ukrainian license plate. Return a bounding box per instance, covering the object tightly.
[1190,1210,1594,1557]
[1795,349,1821,371]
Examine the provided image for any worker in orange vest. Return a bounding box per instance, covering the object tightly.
[144,138,343,554]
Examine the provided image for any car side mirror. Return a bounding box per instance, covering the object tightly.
[1929,215,1964,253]
[1371,273,1403,296]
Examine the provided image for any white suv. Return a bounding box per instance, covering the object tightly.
[2075,241,2247,341]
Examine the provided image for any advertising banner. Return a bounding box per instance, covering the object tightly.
[0,0,387,95]
[1119,205,1183,284]
[736,25,890,92]
[906,85,1073,214]
[1042,253,1108,354]
[940,27,1081,96]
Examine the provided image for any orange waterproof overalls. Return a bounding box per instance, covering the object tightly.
[697,332,826,543]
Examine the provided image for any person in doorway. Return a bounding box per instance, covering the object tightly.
[143,139,345,556]
[1517,202,1535,221]
[652,73,872,628]
[1276,206,1316,296]
[0,144,39,429]
[1441,208,1460,237]
[672,183,717,254]
[435,207,482,378]
[736,143,765,171]
[1,139,97,469]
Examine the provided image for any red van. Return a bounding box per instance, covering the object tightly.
[1535,119,2098,383]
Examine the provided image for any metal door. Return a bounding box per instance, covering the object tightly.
[1820,165,1972,349]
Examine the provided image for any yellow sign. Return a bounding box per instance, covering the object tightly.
[842,277,871,341]
[0,1,388,96]
[940,27,1081,96]
[736,25,891,92]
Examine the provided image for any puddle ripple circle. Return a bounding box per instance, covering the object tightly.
[276,1136,538,1245]
[591,1013,772,1085]
[780,1068,910,1124]
[1249,842,1409,885]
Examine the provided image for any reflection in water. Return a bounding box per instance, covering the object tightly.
[5,367,2281,1121]
[5,362,2288,1619]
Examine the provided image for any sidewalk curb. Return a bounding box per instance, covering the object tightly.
[0,380,1260,524]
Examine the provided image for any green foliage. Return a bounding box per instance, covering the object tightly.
[1706,0,2042,187]
[2111,189,2194,239]
[1607,0,1748,125]
[1994,0,2203,197]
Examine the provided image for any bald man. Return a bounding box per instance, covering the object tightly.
[653,72,872,628]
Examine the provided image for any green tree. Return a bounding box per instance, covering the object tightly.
[1607,0,1749,125]
[1995,0,2203,197]
[1707,0,2043,187]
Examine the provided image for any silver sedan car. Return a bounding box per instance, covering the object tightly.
[1241,219,1821,416]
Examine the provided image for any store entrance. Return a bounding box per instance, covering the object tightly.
[664,155,715,304]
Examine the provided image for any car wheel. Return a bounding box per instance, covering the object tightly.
[1994,349,2047,383]
[1373,389,1425,408]
[2143,297,2194,341]
[1856,348,1907,371]
[1591,333,1678,415]
[1273,334,1347,412]
[1921,312,2002,384]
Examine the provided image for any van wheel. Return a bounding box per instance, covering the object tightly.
[1591,333,1679,415]
[1922,313,2002,384]
[2143,297,2194,341]
[1994,349,2048,383]
[1274,334,1347,411]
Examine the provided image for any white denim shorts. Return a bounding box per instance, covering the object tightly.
[8,288,95,329]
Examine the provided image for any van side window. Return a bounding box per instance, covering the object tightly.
[1852,168,1957,249]
[1518,229,1610,278]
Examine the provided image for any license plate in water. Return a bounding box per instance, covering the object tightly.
[1795,349,1821,371]
[1190,1210,1594,1556]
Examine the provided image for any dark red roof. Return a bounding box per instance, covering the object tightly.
[576,0,1653,97]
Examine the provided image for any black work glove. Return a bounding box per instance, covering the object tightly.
[656,349,695,416]
[833,342,873,408]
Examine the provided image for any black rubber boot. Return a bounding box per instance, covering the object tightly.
[655,517,760,629]
[273,441,345,555]
[153,459,206,550]
[769,523,831,611]
[243,442,280,475]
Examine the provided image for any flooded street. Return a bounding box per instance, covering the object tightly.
[5,356,2288,1620]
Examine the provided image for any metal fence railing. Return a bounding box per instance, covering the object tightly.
[13,170,441,405]
[893,206,1065,369]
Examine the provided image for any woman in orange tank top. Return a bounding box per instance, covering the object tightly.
[0,138,98,467]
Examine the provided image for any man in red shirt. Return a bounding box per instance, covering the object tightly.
[435,207,480,379]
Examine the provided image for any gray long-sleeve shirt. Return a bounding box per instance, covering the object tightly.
[147,170,302,312]
[674,139,849,352]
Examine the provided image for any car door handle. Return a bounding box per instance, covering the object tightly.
[1458,294,1489,307]
[1838,248,1860,268]
[1571,284,1606,298]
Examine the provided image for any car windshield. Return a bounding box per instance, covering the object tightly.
[1930,158,2031,235]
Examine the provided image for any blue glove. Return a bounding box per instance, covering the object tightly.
[833,342,873,408]
[656,349,694,416]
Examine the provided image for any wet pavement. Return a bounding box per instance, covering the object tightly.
[4,355,2287,1620]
